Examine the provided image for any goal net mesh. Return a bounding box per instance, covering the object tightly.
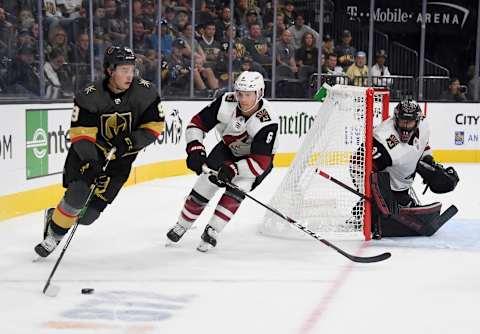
[261,85,388,240]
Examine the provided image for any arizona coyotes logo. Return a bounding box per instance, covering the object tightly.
[100,112,132,141]
[386,134,399,149]
[255,109,271,123]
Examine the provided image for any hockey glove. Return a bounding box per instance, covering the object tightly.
[78,160,103,185]
[217,162,238,184]
[186,141,206,175]
[111,133,135,157]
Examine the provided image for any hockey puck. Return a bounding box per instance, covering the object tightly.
[81,288,94,294]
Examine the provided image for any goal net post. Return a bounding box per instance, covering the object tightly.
[261,85,389,240]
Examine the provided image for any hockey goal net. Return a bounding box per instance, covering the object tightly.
[261,85,389,240]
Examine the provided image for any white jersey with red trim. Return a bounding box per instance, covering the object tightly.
[373,117,431,191]
[214,93,279,157]
[186,92,279,179]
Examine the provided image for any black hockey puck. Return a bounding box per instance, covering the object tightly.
[81,288,94,294]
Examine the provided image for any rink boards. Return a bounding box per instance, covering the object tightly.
[0,100,479,220]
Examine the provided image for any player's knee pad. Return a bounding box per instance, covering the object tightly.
[77,207,101,225]
[77,198,107,225]
[193,173,220,200]
[63,180,92,209]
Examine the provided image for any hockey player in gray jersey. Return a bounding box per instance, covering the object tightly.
[351,99,459,238]
[166,71,279,252]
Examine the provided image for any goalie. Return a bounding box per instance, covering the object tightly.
[350,99,459,238]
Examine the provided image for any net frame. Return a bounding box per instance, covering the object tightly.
[262,86,389,241]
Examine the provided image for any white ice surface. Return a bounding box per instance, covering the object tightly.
[0,164,479,334]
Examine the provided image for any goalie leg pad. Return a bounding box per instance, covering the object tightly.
[379,202,443,237]
[371,172,399,216]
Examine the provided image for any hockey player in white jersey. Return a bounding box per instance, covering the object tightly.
[166,71,279,251]
[351,99,459,238]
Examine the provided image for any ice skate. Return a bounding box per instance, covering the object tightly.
[166,223,188,246]
[34,208,63,258]
[196,225,218,252]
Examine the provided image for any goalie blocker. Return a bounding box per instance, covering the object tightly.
[370,170,458,238]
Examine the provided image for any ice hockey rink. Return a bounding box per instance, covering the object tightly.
[1,164,479,334]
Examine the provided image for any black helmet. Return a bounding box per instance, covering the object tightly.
[103,46,136,75]
[394,99,422,142]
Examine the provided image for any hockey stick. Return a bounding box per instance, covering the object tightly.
[203,166,391,263]
[42,148,116,297]
[316,169,371,201]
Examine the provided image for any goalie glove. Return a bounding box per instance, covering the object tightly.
[417,159,459,194]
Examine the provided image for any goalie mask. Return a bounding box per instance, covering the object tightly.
[394,99,422,143]
[234,71,265,113]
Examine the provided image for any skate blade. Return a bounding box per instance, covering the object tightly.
[196,242,213,253]
[43,284,60,297]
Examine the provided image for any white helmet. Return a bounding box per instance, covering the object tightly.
[234,71,265,110]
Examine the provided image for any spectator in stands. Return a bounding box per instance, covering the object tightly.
[288,14,318,49]
[263,13,286,44]
[166,39,192,95]
[16,27,36,49]
[371,49,392,87]
[233,0,251,26]
[323,53,343,74]
[276,29,298,77]
[282,0,297,28]
[345,50,368,86]
[466,65,480,101]
[215,6,232,41]
[322,34,335,55]
[46,25,70,61]
[132,19,153,55]
[220,24,248,60]
[322,53,346,85]
[215,45,244,85]
[0,7,14,55]
[17,9,35,31]
[104,0,128,45]
[44,48,73,99]
[295,32,318,69]
[137,49,157,82]
[69,32,91,90]
[243,23,271,69]
[440,77,467,102]
[4,43,39,96]
[142,0,156,34]
[93,7,107,57]
[163,6,176,27]
[151,20,173,57]
[177,23,206,63]
[199,21,221,68]
[335,29,356,69]
[133,0,143,19]
[197,0,218,27]
[193,50,219,94]
[238,9,261,39]
[173,7,190,32]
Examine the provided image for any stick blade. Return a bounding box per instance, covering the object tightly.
[43,284,60,297]
[346,251,391,263]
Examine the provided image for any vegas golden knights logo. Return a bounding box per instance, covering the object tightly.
[100,112,132,141]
